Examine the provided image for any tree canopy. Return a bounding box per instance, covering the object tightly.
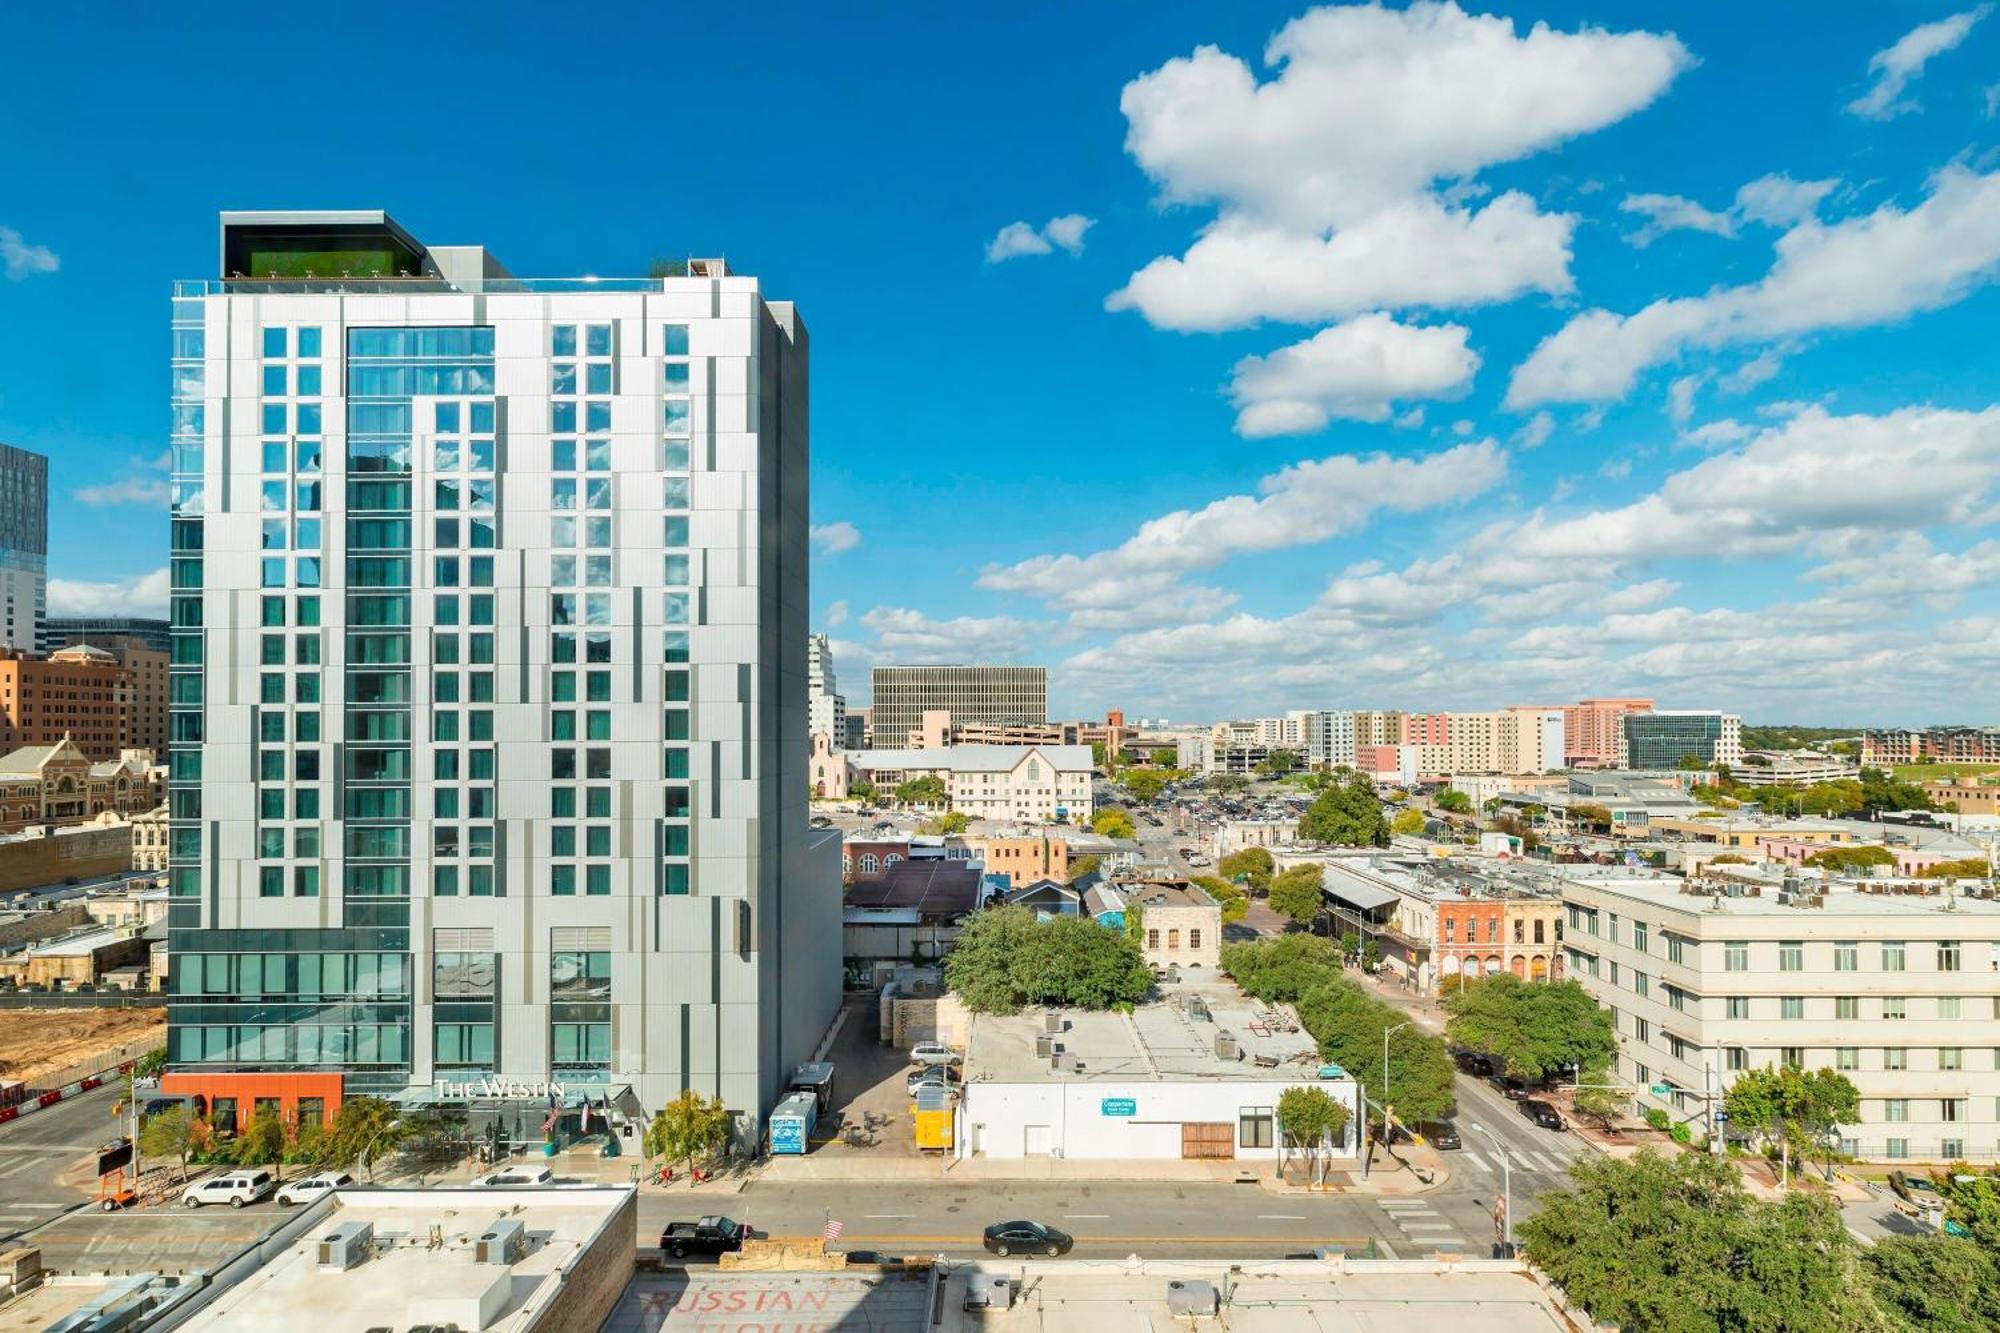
[1277,1085,1351,1182]
[1208,773,1250,796]
[1256,749,1301,776]
[1122,769,1170,803]
[1217,846,1275,893]
[1863,1235,2000,1333]
[1920,857,1992,879]
[1268,863,1325,926]
[946,906,1152,1012]
[1297,773,1390,846]
[921,811,970,835]
[1804,844,1896,873]
[1519,1150,1887,1333]
[1390,808,1426,836]
[645,1090,734,1169]
[1721,1064,1859,1175]
[1443,975,1617,1082]
[1190,874,1249,922]
[1090,808,1138,840]
[1433,788,1473,815]
[894,774,948,807]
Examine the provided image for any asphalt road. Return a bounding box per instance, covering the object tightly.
[0,1082,129,1241]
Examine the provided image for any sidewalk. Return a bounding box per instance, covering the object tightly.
[756,1148,1450,1196]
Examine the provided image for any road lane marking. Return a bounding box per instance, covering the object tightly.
[1256,1215,1305,1221]
[1399,1222,1457,1230]
[863,1214,913,1219]
[1524,1151,1565,1173]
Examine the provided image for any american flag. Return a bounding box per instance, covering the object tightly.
[822,1218,844,1242]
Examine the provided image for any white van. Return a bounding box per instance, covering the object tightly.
[473,1164,554,1187]
[182,1170,274,1208]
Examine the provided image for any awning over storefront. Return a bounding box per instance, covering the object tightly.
[1325,880,1399,913]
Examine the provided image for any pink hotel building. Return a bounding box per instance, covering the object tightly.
[1562,698,1655,768]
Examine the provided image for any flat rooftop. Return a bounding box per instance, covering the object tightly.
[607,1271,932,1332]
[192,1186,632,1333]
[1560,870,2000,917]
[938,1260,1575,1332]
[966,980,1328,1085]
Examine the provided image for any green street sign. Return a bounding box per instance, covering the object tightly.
[1650,1083,1672,1097]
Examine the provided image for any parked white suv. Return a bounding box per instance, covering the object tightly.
[275,1171,353,1206]
[473,1165,554,1187]
[909,1042,962,1067]
[182,1170,274,1209]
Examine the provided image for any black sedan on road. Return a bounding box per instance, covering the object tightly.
[983,1220,1074,1257]
[1520,1098,1566,1130]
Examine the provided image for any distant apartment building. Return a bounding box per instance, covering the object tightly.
[807,632,846,741]
[45,616,173,656]
[0,645,141,761]
[31,635,167,757]
[0,444,47,653]
[869,665,1046,750]
[1925,779,2000,817]
[1863,726,2000,767]
[1619,710,1743,770]
[1563,698,1654,768]
[1558,867,2000,1164]
[1400,708,1564,777]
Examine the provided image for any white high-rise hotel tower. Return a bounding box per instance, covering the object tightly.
[164,212,838,1142]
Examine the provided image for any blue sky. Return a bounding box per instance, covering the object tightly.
[3,2,1998,725]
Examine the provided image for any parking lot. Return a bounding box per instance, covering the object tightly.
[797,1000,932,1159]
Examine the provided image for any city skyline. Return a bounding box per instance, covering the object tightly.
[4,2,2000,726]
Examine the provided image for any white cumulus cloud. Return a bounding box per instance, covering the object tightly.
[1107,2,1688,330]
[986,214,1095,262]
[1508,166,2000,406]
[49,568,170,617]
[0,226,58,280]
[1847,6,1990,120]
[75,475,171,507]
[809,521,861,555]
[1227,313,1479,436]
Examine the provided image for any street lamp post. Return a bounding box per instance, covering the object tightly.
[1381,1019,1413,1165]
[1469,1123,1512,1255]
[362,1118,403,1183]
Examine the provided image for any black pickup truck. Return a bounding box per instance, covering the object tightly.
[660,1216,754,1259]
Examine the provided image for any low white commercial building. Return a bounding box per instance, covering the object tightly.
[956,982,1359,1164]
[1556,865,2000,1163]
[813,741,1093,823]
[1729,749,1860,787]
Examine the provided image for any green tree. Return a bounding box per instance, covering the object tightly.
[1064,854,1101,886]
[1123,770,1169,803]
[1295,981,1455,1124]
[233,1105,290,1181]
[1932,1168,2000,1251]
[1277,1085,1351,1183]
[1858,766,1937,814]
[894,774,948,807]
[1722,1065,1856,1176]
[1191,874,1248,923]
[1091,808,1138,840]
[1864,1235,2000,1333]
[1220,935,1341,1002]
[1217,846,1275,893]
[1518,1150,1886,1333]
[1805,845,1896,873]
[1268,863,1325,926]
[1256,749,1301,777]
[1209,773,1250,796]
[644,1090,734,1172]
[848,779,876,802]
[1390,808,1426,836]
[1433,788,1473,815]
[1799,780,1865,817]
[921,811,970,835]
[1920,857,1992,878]
[1297,773,1390,846]
[945,906,1152,1012]
[1443,975,1617,1082]
[137,1105,200,1182]
[1089,741,1107,768]
[1569,802,1614,830]
[1572,1066,1626,1129]
[321,1095,406,1178]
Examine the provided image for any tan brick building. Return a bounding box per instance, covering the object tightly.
[0,645,137,760]
[1125,882,1222,973]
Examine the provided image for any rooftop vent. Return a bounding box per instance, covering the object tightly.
[1214,1031,1240,1061]
[1167,1280,1219,1316]
[1044,1010,1065,1034]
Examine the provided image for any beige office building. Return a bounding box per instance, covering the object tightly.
[1557,867,2000,1164]
[870,665,1046,750]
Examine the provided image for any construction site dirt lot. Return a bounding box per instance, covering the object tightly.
[0,1008,164,1086]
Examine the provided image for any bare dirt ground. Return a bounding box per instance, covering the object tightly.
[0,1008,165,1086]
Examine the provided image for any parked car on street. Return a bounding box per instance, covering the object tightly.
[1889,1170,1942,1205]
[1421,1121,1462,1150]
[182,1170,274,1209]
[982,1220,1073,1257]
[276,1171,353,1206]
[909,1042,962,1067]
[1519,1099,1565,1131]
[1492,1074,1532,1100]
[660,1215,755,1259]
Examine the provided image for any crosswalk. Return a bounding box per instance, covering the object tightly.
[1455,1145,1572,1177]
[1378,1198,1466,1254]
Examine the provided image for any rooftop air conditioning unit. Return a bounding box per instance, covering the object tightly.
[1167,1280,1219,1316]
[317,1221,374,1271]
[1035,1034,1054,1058]
[1044,1011,1064,1034]
[476,1218,526,1265]
[1214,1031,1240,1061]
[1052,1052,1079,1073]
[964,1274,1015,1311]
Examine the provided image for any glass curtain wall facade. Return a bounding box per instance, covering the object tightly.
[164,213,838,1136]
[0,443,48,652]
